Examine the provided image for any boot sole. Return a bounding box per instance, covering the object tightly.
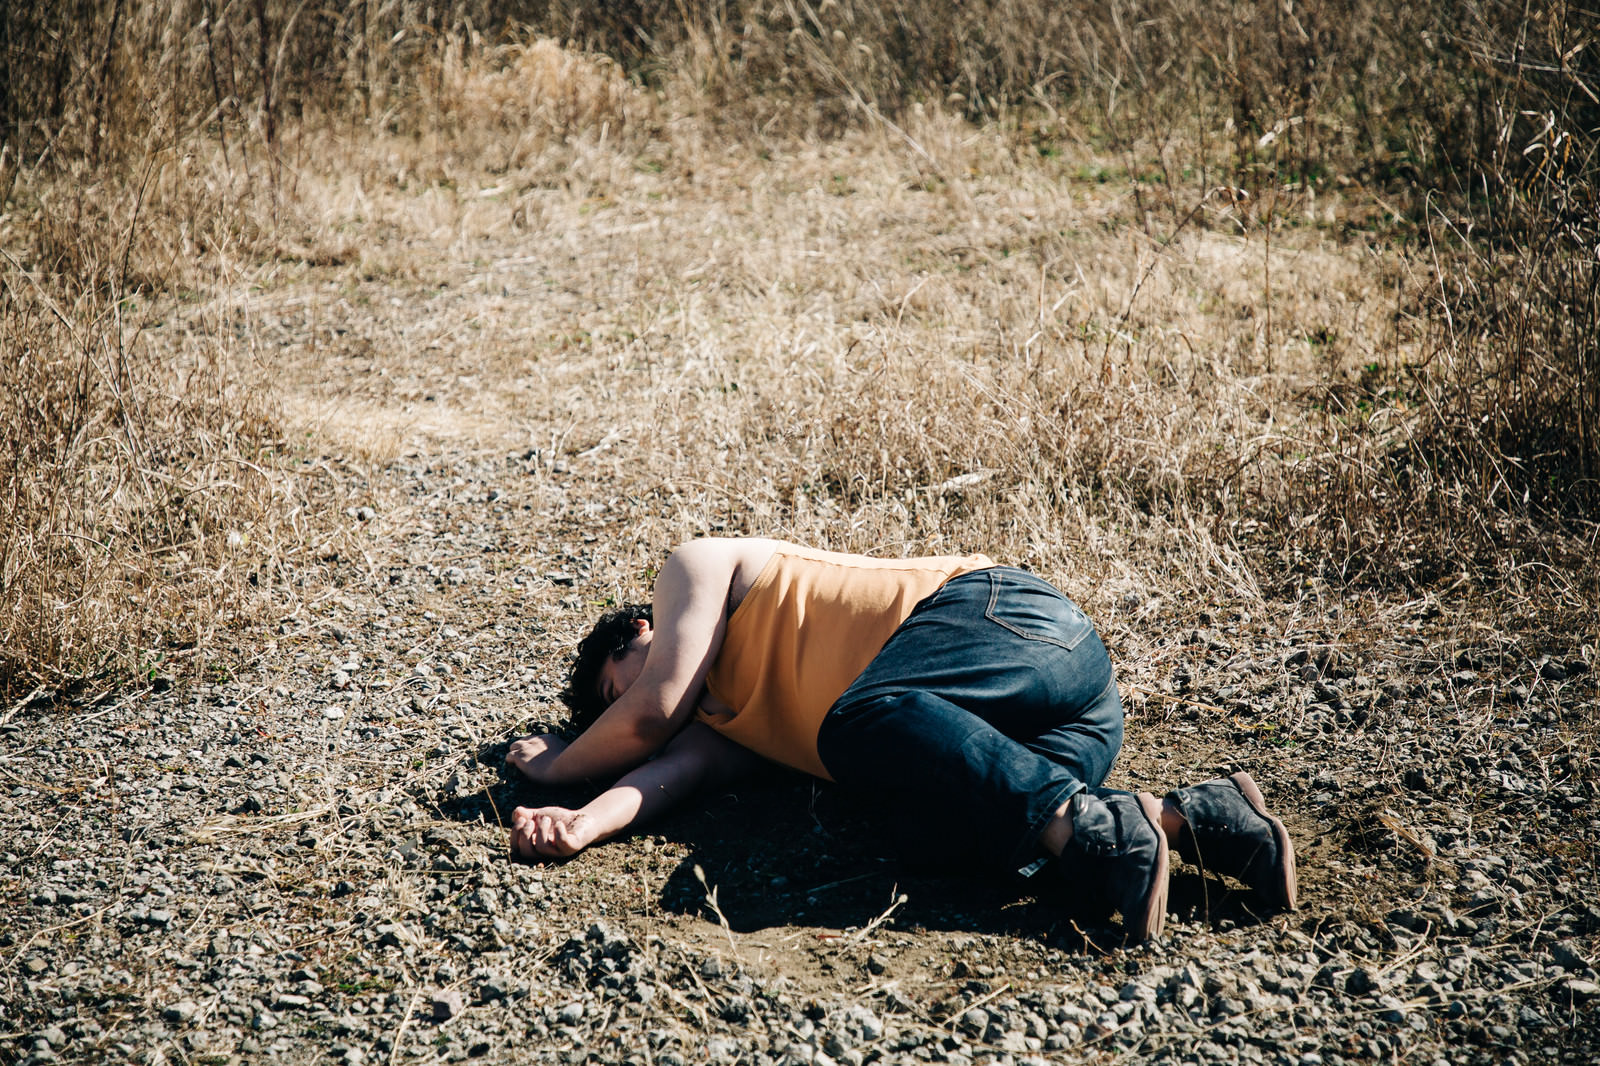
[1229,772,1297,911]
[1129,792,1170,942]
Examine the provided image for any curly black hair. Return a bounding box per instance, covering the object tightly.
[563,603,653,731]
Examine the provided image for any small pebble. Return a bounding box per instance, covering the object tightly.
[432,989,464,1021]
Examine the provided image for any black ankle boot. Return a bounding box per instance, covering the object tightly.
[1167,771,1296,911]
[1056,790,1169,943]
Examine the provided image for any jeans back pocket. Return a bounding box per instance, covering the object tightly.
[982,568,1093,651]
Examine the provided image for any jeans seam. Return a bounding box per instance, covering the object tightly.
[1089,673,1121,721]
[984,569,1089,651]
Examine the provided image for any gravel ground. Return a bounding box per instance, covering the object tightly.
[4,437,1597,1066]
[5,153,1599,1063]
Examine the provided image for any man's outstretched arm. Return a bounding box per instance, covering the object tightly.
[509,723,761,859]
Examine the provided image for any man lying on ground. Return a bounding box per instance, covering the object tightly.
[504,538,1295,943]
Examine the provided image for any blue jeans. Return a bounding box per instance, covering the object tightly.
[815,567,1123,873]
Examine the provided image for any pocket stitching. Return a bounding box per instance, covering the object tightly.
[983,570,1091,651]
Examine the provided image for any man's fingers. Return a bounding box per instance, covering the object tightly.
[510,824,534,860]
[507,808,585,860]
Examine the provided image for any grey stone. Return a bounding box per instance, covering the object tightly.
[1376,997,1409,1025]
[162,1000,199,1024]
[705,1037,741,1062]
[1561,979,1600,1001]
[1386,908,1429,933]
[1345,968,1377,995]
[432,989,464,1021]
[995,1031,1032,1052]
[587,920,632,959]
[838,1005,884,1042]
[1549,940,1592,973]
[1212,997,1248,1017]
[719,995,752,1023]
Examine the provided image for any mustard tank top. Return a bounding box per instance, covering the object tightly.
[698,544,995,779]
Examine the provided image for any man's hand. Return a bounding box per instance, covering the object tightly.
[510,806,595,860]
[502,723,760,864]
[506,734,570,783]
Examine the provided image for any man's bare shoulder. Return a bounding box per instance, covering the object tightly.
[666,537,786,603]
[668,536,786,569]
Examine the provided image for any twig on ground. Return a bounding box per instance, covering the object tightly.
[387,984,426,1066]
[693,864,740,958]
[0,685,49,727]
[187,804,336,842]
[806,864,891,896]
[1125,686,1231,715]
[946,982,1012,1031]
[846,889,908,944]
[4,904,118,967]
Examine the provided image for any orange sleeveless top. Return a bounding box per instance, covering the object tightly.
[698,544,995,779]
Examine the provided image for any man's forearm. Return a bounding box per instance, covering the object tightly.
[540,708,671,784]
[576,778,678,847]
[576,732,730,842]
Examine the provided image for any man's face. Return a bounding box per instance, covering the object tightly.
[596,620,652,707]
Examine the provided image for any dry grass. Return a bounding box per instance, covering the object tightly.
[254,98,1429,619]
[1,2,1595,701]
[0,270,286,699]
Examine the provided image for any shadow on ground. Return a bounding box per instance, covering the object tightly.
[437,740,1278,950]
